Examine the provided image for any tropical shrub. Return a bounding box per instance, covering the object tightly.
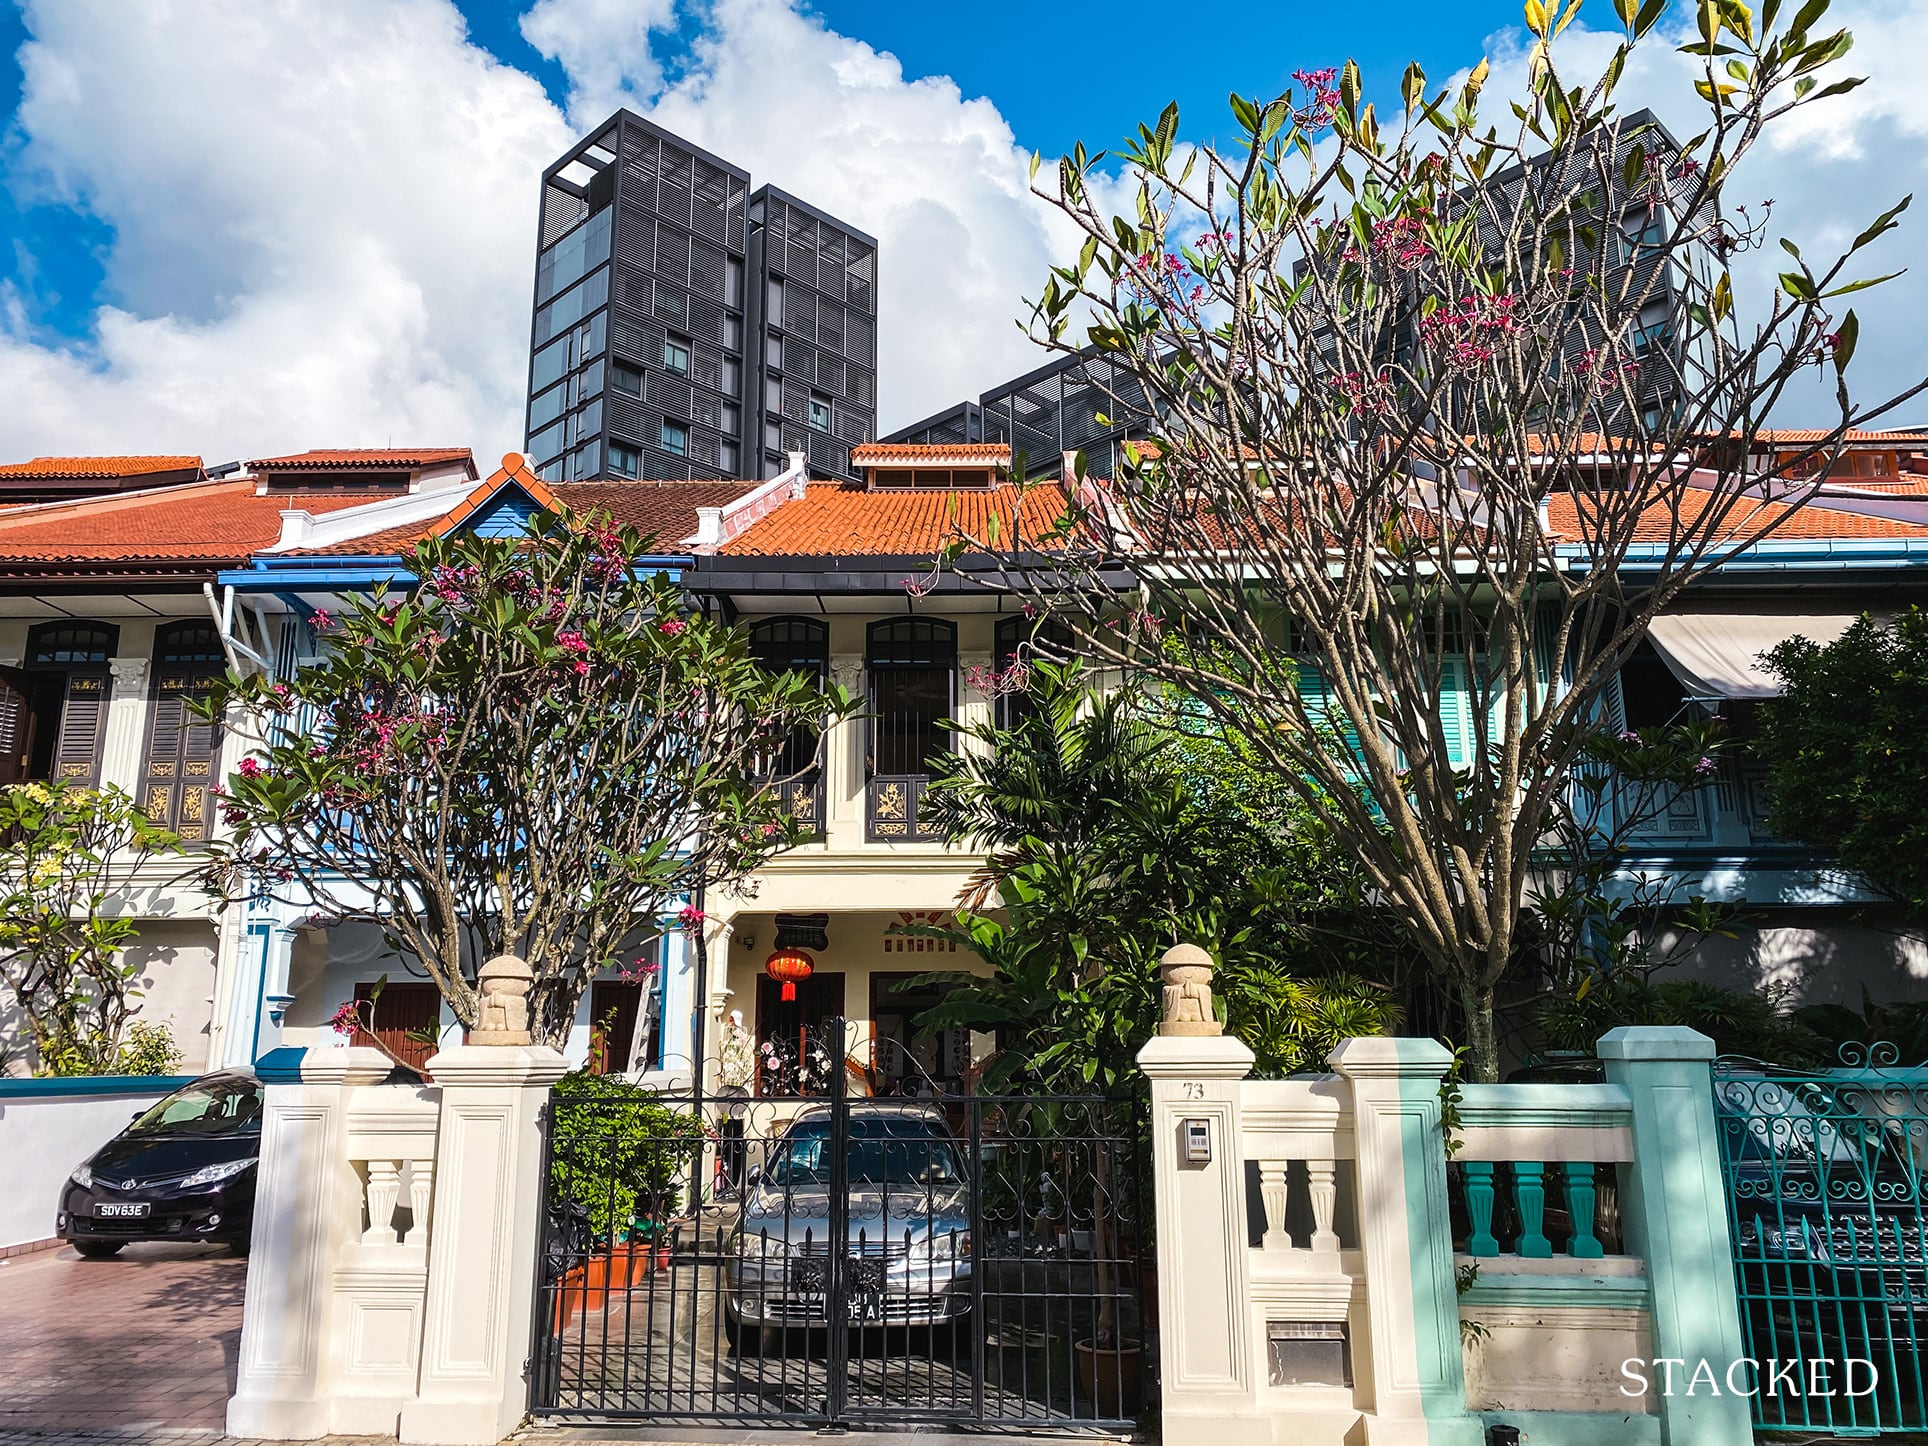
[549,1069,705,1241]
[0,780,182,1076]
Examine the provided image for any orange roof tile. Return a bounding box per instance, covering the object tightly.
[720,479,1070,557]
[249,448,475,471]
[0,455,202,480]
[0,478,387,569]
[1751,429,1928,447]
[1542,490,1928,543]
[850,442,1013,465]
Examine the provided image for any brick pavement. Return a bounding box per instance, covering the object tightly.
[0,1242,246,1434]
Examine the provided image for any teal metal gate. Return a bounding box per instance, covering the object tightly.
[1714,1046,1928,1434]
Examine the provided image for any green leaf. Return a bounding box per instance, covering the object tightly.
[1831,308,1859,371]
[1821,269,1904,297]
[1402,61,1427,111]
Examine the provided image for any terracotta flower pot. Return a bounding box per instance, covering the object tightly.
[1074,1338,1143,1417]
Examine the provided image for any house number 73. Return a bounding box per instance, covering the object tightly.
[1182,1082,1205,1099]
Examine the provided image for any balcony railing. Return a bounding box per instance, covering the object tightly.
[866,774,944,842]
[770,767,826,838]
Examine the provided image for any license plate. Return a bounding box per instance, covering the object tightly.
[95,1202,149,1219]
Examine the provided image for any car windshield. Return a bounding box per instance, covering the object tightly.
[128,1078,263,1136]
[766,1116,962,1187]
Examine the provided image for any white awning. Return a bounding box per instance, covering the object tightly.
[1645,610,1866,699]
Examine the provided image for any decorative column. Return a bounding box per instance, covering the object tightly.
[1135,945,1267,1446]
[399,957,569,1446]
[827,655,864,847]
[227,1045,394,1440]
[1598,1026,1751,1446]
[101,655,149,796]
[1329,1037,1480,1446]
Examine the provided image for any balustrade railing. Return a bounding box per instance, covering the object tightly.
[1450,1082,1635,1260]
[344,1084,440,1249]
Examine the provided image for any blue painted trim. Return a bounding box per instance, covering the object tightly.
[1564,538,1928,577]
[0,1074,195,1099]
[246,920,274,1064]
[217,557,691,591]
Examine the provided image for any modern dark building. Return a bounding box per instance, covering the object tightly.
[882,346,1151,479]
[525,111,878,484]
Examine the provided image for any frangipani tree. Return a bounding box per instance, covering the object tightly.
[962,0,1925,1077]
[203,511,854,1043]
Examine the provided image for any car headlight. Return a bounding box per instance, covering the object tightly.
[69,1163,92,1189]
[738,1231,789,1258]
[178,1159,254,1189]
[913,1230,971,1261]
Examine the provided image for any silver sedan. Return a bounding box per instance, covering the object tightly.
[723,1103,972,1342]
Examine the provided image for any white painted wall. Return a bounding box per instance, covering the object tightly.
[0,1082,183,1248]
[124,920,222,1071]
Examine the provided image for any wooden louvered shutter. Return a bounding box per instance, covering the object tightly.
[53,673,108,786]
[142,669,221,841]
[0,667,35,786]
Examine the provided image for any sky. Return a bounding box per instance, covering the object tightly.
[0,0,1923,465]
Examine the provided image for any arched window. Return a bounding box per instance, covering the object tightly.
[865,620,955,841]
[142,622,227,841]
[0,621,120,785]
[28,622,117,666]
[747,618,830,833]
[747,617,829,675]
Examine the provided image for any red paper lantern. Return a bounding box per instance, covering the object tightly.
[764,947,815,1002]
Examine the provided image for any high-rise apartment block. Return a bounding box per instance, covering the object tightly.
[525,111,878,484]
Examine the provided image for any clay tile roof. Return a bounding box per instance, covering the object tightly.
[0,478,386,570]
[1541,491,1928,544]
[720,479,1070,558]
[0,455,203,480]
[1752,429,1928,446]
[849,442,1013,465]
[248,447,476,471]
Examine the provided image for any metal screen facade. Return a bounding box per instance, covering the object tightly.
[525,113,877,485]
[883,346,1152,480]
[747,189,878,483]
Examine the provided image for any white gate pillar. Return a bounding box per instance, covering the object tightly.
[398,1039,567,1446]
[227,1045,394,1440]
[1136,944,1266,1446]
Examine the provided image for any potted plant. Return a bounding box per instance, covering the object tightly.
[548,1069,703,1328]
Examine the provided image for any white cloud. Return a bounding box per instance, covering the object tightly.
[520,0,678,130]
[0,0,1920,468]
[0,0,571,464]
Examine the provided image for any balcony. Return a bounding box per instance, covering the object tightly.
[771,767,826,838]
[865,774,944,842]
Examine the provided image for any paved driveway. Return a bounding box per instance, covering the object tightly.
[0,1242,245,1433]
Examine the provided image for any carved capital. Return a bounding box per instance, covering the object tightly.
[829,657,863,693]
[109,656,149,692]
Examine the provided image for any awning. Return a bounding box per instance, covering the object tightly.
[1645,610,1867,699]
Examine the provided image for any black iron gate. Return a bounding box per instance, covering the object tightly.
[529,1024,1150,1428]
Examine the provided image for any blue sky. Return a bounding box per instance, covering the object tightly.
[0,0,1919,459]
[0,0,1543,364]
